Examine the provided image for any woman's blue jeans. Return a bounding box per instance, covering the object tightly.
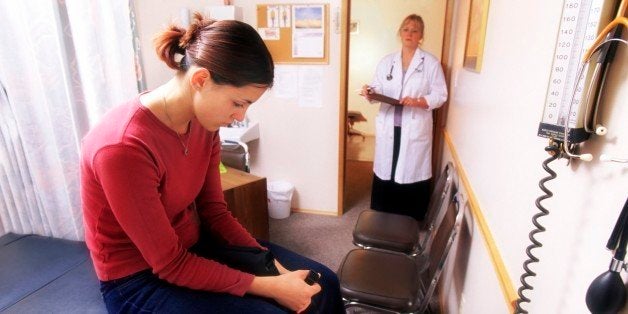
[100,240,345,313]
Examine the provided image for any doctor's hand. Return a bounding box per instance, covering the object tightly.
[359,85,373,101]
[400,96,428,109]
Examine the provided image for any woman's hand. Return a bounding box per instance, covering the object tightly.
[273,270,321,312]
[248,270,322,312]
[400,96,428,109]
[359,84,373,101]
[274,259,289,275]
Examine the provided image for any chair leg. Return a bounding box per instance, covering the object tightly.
[343,301,402,313]
[352,241,370,250]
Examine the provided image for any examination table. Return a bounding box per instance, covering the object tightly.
[0,233,106,313]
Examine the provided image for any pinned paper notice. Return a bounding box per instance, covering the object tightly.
[298,66,323,108]
[258,28,280,40]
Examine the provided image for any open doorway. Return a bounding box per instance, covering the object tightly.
[342,0,448,214]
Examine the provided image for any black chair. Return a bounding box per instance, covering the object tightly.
[338,194,466,313]
[220,140,249,172]
[352,162,456,255]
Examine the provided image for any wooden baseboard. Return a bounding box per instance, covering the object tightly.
[290,208,340,216]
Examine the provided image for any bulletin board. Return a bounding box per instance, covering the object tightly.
[256,4,329,64]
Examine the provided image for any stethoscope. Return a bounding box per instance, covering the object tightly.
[386,56,425,81]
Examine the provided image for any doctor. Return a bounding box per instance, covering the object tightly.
[361,14,447,220]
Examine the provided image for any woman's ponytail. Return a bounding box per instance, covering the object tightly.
[153,12,274,87]
[154,12,216,71]
[154,25,186,71]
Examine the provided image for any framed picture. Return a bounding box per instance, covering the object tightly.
[463,0,490,72]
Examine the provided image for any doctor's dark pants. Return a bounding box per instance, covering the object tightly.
[371,126,431,221]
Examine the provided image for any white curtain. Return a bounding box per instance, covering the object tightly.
[0,0,143,240]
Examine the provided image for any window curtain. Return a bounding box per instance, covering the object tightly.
[0,0,144,240]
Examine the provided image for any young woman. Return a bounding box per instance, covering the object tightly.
[361,14,448,220]
[81,13,344,313]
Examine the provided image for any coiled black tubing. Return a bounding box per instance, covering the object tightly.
[515,145,560,314]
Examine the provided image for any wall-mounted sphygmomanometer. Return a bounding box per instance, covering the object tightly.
[537,0,627,163]
[516,0,627,313]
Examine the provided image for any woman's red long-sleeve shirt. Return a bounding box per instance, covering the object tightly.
[80,96,260,296]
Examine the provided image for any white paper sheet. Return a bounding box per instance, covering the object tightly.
[272,66,298,99]
[297,66,323,108]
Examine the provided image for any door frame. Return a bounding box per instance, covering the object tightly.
[338,0,456,215]
[337,0,349,215]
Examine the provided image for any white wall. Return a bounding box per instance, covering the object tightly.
[133,1,628,310]
[237,0,342,214]
[348,0,446,136]
[134,0,343,214]
[444,0,628,312]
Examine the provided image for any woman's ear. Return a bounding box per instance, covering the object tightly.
[190,68,211,90]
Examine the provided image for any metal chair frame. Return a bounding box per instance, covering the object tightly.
[352,162,456,256]
[341,194,467,314]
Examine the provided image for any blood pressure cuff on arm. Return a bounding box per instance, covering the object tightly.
[191,240,280,276]
[212,245,280,276]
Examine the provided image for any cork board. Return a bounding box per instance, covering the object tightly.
[256,4,329,64]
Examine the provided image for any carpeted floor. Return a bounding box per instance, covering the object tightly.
[268,160,373,272]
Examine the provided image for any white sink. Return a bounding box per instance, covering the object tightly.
[219,122,260,143]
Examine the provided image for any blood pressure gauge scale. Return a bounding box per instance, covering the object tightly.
[538,0,615,143]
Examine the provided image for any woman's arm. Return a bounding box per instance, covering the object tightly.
[360,55,390,103]
[94,144,255,295]
[420,56,448,110]
[399,55,447,110]
[195,132,260,248]
[369,56,388,96]
[189,136,321,311]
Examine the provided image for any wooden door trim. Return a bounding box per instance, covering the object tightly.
[338,0,350,215]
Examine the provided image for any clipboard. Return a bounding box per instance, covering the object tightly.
[369,92,400,106]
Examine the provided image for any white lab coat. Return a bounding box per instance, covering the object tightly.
[370,48,447,184]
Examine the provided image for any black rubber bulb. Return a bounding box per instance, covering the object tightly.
[585,270,626,313]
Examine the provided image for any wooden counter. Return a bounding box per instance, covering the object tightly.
[221,167,269,240]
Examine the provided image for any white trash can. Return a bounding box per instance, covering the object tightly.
[267,181,294,219]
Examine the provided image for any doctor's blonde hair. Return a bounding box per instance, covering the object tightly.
[398,14,424,37]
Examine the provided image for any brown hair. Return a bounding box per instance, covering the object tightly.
[398,14,424,37]
[154,12,274,87]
